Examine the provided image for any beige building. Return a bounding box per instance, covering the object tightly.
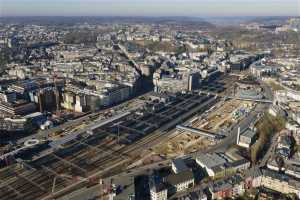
[261,169,300,198]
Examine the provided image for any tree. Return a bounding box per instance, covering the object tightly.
[250,113,286,164]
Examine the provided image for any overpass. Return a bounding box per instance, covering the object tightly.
[176,125,225,140]
[0,139,43,161]
[198,91,273,104]
[223,96,272,103]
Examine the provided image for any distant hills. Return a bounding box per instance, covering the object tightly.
[1,15,297,27]
[247,16,298,23]
[0,16,215,27]
[203,16,299,26]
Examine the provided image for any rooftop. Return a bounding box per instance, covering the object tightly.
[241,129,256,138]
[172,158,189,173]
[196,153,227,169]
[165,170,194,186]
[210,174,244,192]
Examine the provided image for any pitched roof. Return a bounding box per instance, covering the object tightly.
[245,167,262,178]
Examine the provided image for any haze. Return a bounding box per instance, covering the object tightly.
[0,0,299,17]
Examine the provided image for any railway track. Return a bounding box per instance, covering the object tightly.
[0,93,219,200]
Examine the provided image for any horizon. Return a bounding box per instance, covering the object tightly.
[0,15,299,18]
[1,0,299,17]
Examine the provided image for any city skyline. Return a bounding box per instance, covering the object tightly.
[1,0,299,17]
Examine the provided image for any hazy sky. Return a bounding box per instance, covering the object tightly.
[1,0,299,17]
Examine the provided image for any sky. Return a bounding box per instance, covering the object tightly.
[0,0,299,17]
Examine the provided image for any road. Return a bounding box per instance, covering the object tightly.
[259,131,279,167]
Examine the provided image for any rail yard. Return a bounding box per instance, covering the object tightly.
[0,92,220,200]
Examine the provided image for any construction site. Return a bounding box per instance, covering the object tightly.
[152,98,256,158]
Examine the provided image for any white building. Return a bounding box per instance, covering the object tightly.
[149,183,168,200]
[237,129,256,148]
[149,170,195,200]
[196,153,227,177]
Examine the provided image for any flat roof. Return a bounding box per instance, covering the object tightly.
[241,129,256,138]
[172,158,188,173]
[196,153,227,169]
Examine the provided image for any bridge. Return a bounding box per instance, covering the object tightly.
[0,139,42,161]
[176,125,225,140]
[199,91,273,104]
[223,96,272,103]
